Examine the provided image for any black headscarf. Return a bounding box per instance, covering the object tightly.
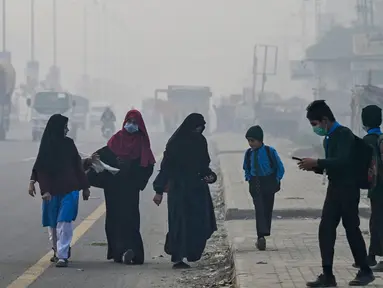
[163,113,210,175]
[33,114,78,176]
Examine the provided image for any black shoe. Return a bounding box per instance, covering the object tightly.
[349,270,375,286]
[172,261,190,269]
[256,237,266,251]
[55,259,68,268]
[306,274,337,287]
[122,249,135,265]
[50,248,58,263]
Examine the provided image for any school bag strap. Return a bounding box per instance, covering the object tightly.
[245,148,252,172]
[265,146,276,171]
[378,135,383,162]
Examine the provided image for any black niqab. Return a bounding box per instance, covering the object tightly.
[33,114,76,175]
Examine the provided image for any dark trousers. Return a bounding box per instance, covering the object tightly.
[249,178,275,238]
[319,183,368,268]
[369,196,383,257]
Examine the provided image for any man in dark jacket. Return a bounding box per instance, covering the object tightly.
[298,100,374,287]
[362,105,383,271]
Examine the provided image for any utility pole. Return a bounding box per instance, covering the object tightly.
[356,0,374,27]
[52,0,57,66]
[2,0,6,52]
[301,0,308,53]
[83,4,88,76]
[47,0,61,91]
[25,0,39,99]
[315,0,322,41]
[251,46,258,106]
[30,0,35,61]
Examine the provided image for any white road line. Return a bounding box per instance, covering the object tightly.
[21,157,36,162]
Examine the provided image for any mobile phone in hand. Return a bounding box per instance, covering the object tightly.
[292,156,302,161]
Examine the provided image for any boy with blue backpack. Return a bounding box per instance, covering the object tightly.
[243,125,285,251]
[361,105,383,271]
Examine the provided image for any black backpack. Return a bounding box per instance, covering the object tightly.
[354,135,378,190]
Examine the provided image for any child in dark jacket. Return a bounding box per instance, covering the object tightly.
[362,105,383,271]
[243,125,284,251]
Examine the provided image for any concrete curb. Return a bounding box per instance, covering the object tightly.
[210,139,242,288]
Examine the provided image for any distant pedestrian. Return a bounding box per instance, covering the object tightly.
[299,100,374,287]
[361,105,383,271]
[243,125,284,251]
[153,113,217,269]
[28,114,91,268]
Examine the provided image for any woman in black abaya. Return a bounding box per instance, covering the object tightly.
[89,110,155,265]
[153,113,217,269]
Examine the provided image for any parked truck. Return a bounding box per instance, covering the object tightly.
[154,85,212,133]
[27,90,76,141]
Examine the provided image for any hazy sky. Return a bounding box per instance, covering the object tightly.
[4,0,356,104]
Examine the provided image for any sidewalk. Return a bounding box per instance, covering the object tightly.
[212,133,381,288]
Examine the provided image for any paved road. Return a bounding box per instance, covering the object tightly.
[0,124,191,288]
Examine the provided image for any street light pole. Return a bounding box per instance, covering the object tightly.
[31,0,35,61]
[53,0,57,66]
[83,4,88,76]
[2,0,6,52]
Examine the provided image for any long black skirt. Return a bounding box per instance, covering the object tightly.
[165,175,217,263]
[104,184,144,264]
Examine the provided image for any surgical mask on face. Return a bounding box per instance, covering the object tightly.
[124,123,139,133]
[313,126,327,136]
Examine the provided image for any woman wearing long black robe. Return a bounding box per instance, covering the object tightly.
[153,113,217,269]
[90,110,155,264]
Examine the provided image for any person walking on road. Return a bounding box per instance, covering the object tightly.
[361,105,383,271]
[299,100,375,287]
[28,114,91,268]
[90,109,155,265]
[153,113,217,269]
[243,125,285,251]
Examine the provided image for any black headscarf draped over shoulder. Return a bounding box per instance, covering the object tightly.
[33,114,79,176]
[162,113,210,175]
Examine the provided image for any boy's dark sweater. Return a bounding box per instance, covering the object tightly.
[363,133,383,198]
[316,126,356,186]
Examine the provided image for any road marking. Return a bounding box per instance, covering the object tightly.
[21,157,36,162]
[7,153,163,288]
[6,203,106,288]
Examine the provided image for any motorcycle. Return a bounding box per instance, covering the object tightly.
[102,122,115,139]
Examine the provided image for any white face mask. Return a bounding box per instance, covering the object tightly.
[124,123,138,133]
